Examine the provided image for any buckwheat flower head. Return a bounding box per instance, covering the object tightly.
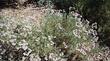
[49,53,55,59]
[82,36,87,40]
[73,13,80,19]
[23,48,32,56]
[49,53,60,61]
[76,43,87,55]
[48,35,53,41]
[22,45,28,50]
[92,22,97,29]
[76,48,87,55]
[25,25,32,30]
[63,42,68,48]
[47,43,51,47]
[19,39,28,50]
[88,29,98,37]
[50,41,55,45]
[60,58,67,61]
[57,23,64,31]
[1,49,6,55]
[9,39,17,46]
[35,37,40,42]
[77,18,81,22]
[75,21,83,27]
[30,54,41,61]
[91,36,99,42]
[73,29,81,38]
[42,36,47,39]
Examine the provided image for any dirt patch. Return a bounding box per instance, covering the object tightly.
[0,7,46,27]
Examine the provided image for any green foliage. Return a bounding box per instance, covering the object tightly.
[42,13,89,56]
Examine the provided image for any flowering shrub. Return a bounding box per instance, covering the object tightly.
[42,10,110,61]
[42,11,89,60]
[0,15,54,61]
[0,7,110,61]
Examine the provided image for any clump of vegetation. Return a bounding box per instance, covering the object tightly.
[0,0,110,61]
[41,11,101,61]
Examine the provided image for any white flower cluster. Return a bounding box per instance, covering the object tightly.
[29,52,67,61]
[29,54,41,61]
[48,53,67,61]
[46,8,63,17]
[72,12,98,42]
[87,47,110,61]
[76,42,96,55]
[0,7,59,61]
[71,12,100,60]
[18,39,32,57]
[0,16,37,61]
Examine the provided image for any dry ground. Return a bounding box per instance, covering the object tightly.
[0,6,46,28]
